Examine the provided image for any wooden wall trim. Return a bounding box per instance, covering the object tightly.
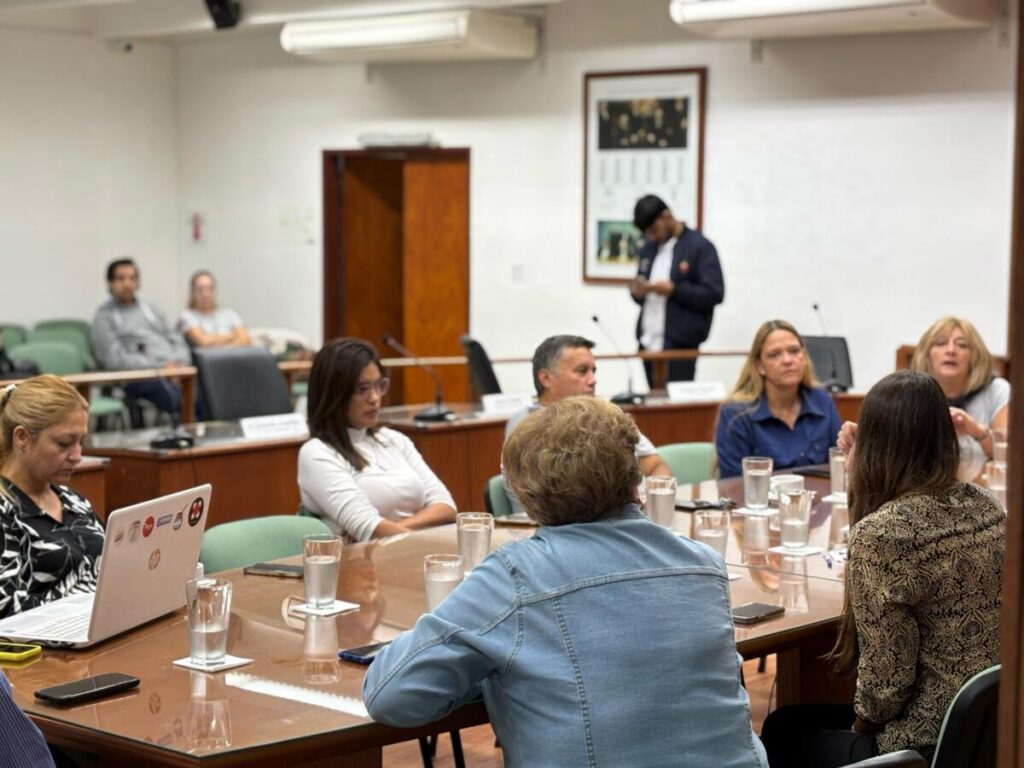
[999,2,1024,766]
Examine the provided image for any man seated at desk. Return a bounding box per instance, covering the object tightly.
[502,335,671,513]
[91,258,191,423]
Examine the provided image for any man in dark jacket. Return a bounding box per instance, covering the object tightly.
[630,194,724,383]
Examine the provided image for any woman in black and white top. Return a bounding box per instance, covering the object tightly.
[0,375,104,619]
[298,338,456,541]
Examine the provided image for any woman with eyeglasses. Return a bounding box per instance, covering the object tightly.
[298,338,456,541]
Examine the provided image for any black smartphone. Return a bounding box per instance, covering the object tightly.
[339,641,391,665]
[731,602,785,626]
[677,499,734,512]
[793,465,831,479]
[243,562,304,578]
[35,673,140,706]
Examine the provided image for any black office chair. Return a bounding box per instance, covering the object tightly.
[192,347,293,421]
[460,334,501,398]
[803,335,853,392]
[845,664,1000,768]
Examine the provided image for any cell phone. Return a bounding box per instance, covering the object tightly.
[0,643,42,662]
[793,465,831,479]
[243,562,304,578]
[731,602,785,625]
[35,673,140,706]
[339,641,391,665]
[677,499,734,512]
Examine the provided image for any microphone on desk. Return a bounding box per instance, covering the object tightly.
[381,333,453,423]
[808,303,846,394]
[591,315,645,406]
[149,386,195,449]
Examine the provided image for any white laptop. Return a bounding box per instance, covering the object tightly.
[0,484,212,648]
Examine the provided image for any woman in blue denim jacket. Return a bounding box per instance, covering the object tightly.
[363,396,768,767]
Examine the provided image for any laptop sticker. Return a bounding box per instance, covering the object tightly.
[143,516,155,538]
[173,511,183,531]
[188,497,205,527]
[148,549,161,571]
[157,514,173,528]
[129,520,141,543]
[114,527,125,544]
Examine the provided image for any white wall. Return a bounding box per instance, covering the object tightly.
[173,0,1017,398]
[0,29,179,328]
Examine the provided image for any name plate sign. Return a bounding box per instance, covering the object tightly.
[666,381,726,403]
[481,392,534,416]
[240,413,310,440]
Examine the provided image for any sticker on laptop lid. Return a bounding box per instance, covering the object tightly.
[148,549,161,570]
[129,520,141,543]
[143,516,155,538]
[173,511,183,530]
[187,497,205,527]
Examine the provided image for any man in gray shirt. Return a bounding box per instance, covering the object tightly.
[502,335,672,514]
[91,258,191,421]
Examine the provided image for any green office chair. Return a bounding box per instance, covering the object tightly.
[656,442,715,485]
[199,515,332,574]
[30,324,95,369]
[484,475,514,518]
[0,323,28,348]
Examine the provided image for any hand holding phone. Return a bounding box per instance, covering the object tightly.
[35,673,140,706]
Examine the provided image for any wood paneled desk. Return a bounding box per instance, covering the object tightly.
[69,457,110,520]
[9,524,846,766]
[84,422,303,527]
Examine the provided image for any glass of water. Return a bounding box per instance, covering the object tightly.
[778,489,815,550]
[986,460,1007,511]
[992,429,1008,463]
[645,476,678,527]
[742,456,773,510]
[424,554,464,612]
[694,509,729,559]
[186,578,232,666]
[303,534,343,609]
[829,447,846,496]
[457,512,494,572]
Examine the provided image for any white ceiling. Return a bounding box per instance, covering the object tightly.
[0,0,560,39]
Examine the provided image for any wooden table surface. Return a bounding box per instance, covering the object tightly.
[8,523,846,766]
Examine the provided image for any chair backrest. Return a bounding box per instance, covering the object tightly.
[28,326,94,369]
[0,324,28,348]
[7,341,86,376]
[802,335,853,392]
[193,346,293,420]
[657,442,715,485]
[35,319,92,340]
[460,334,501,398]
[931,664,1000,768]
[199,515,331,574]
[484,475,514,518]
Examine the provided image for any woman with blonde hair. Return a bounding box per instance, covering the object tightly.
[179,269,250,348]
[0,375,103,619]
[715,320,841,478]
[910,316,1009,478]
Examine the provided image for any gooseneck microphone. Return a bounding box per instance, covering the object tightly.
[381,333,453,422]
[591,315,645,406]
[811,303,829,336]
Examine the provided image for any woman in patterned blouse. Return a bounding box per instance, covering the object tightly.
[761,370,1004,766]
[0,375,104,619]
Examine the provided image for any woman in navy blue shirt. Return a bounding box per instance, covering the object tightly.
[715,320,841,478]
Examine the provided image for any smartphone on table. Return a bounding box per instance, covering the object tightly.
[731,603,785,626]
[243,562,304,578]
[339,641,391,665]
[0,643,42,662]
[35,673,140,706]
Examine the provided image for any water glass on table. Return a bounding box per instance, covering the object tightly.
[986,460,1007,511]
[778,489,815,550]
[457,512,494,572]
[424,554,464,611]
[829,447,846,496]
[645,476,678,527]
[186,578,232,666]
[303,533,343,609]
[742,456,773,510]
[694,509,729,559]
[993,429,1008,463]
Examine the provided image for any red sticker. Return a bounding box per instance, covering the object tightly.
[143,516,155,538]
[187,498,205,527]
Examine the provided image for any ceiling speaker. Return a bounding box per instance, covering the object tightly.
[204,0,241,30]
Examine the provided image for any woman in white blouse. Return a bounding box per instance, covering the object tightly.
[298,338,456,541]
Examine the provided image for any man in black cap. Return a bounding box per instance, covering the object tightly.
[629,194,724,383]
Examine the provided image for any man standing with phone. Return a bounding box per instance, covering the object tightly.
[630,194,724,383]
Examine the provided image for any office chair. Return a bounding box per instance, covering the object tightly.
[656,442,715,485]
[803,335,853,392]
[459,334,501,399]
[200,516,331,573]
[193,346,293,421]
[483,475,514,518]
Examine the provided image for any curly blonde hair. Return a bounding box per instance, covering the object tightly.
[502,396,640,526]
[910,316,993,395]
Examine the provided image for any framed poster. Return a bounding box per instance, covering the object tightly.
[582,67,706,284]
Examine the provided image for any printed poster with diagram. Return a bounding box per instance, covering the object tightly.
[583,68,706,284]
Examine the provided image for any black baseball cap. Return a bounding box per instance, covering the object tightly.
[633,194,668,231]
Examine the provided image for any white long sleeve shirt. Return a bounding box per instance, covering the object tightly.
[297,428,456,542]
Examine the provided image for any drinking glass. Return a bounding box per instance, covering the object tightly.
[694,509,729,559]
[457,512,494,572]
[645,476,678,527]
[770,474,804,497]
[829,447,846,496]
[992,429,1008,463]
[986,460,1007,511]
[779,555,809,612]
[186,578,232,666]
[742,457,773,510]
[303,534,343,608]
[424,554,464,611]
[187,673,232,750]
[778,490,815,550]
[742,514,769,563]
[829,503,850,550]
[303,615,340,684]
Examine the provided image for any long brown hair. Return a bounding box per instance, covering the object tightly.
[306,338,381,471]
[829,370,959,675]
[727,319,818,403]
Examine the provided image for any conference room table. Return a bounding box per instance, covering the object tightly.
[8,523,847,766]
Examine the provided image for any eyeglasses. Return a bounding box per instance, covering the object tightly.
[354,378,390,399]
